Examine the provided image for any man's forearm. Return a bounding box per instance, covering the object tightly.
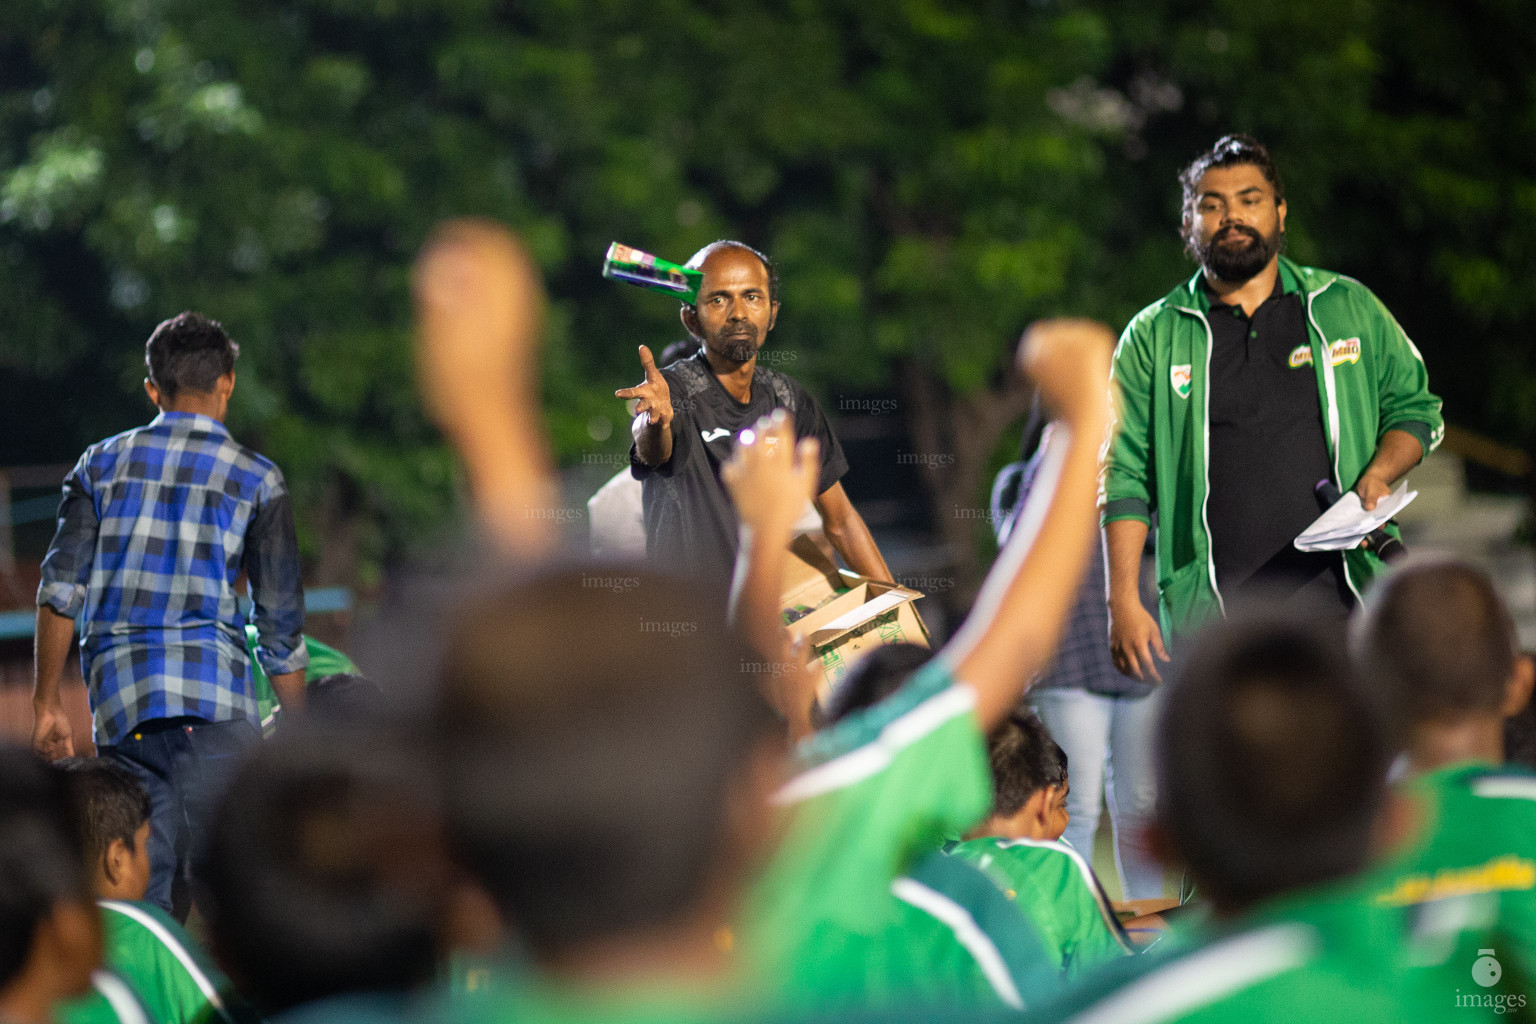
[33,606,75,708]
[1359,428,1424,487]
[1104,518,1150,606]
[633,416,673,467]
[270,670,306,713]
[824,510,893,583]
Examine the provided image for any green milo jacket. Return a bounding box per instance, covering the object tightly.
[1100,257,1443,639]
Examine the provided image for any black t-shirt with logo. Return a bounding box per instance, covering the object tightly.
[630,350,848,585]
[1205,281,1353,613]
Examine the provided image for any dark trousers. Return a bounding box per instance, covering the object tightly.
[100,716,260,921]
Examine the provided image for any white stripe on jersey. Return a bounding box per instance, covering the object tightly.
[92,971,151,1024]
[1471,776,1536,802]
[1063,924,1317,1024]
[99,900,232,1021]
[891,876,1025,1009]
[995,838,1134,953]
[773,685,976,805]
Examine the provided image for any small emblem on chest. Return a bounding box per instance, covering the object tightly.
[1288,345,1314,368]
[1329,338,1361,366]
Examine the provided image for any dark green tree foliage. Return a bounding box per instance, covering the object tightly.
[1,0,1533,588]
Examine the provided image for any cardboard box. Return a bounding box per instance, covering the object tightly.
[780,534,930,695]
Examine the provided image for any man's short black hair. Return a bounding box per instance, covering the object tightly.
[145,312,239,400]
[1507,665,1536,771]
[988,712,1069,818]
[1179,134,1286,210]
[0,745,91,989]
[819,642,935,727]
[54,758,150,871]
[200,729,447,1015]
[682,240,779,308]
[432,566,776,962]
[1354,560,1517,738]
[1158,612,1388,911]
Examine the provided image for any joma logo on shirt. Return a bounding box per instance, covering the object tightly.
[1329,338,1362,366]
[700,427,731,443]
[1170,365,1192,399]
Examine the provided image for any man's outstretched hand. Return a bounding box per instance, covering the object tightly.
[615,345,673,430]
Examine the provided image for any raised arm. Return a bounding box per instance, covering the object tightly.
[413,220,557,558]
[938,319,1115,733]
[723,410,823,741]
[617,346,674,468]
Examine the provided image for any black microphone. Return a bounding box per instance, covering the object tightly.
[1314,479,1406,562]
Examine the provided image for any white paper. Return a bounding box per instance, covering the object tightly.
[1294,481,1416,552]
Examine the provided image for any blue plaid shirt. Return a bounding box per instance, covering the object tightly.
[37,412,307,745]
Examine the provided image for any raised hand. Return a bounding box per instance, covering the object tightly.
[721,409,820,540]
[1016,317,1117,430]
[615,345,673,430]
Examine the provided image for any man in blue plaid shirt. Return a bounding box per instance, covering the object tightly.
[32,312,308,919]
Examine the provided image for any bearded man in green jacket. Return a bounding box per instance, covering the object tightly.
[1101,134,1443,679]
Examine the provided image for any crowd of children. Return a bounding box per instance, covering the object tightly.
[4,220,1536,1024]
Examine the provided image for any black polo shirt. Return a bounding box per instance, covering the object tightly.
[1204,278,1352,613]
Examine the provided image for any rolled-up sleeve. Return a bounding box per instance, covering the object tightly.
[243,473,308,677]
[37,458,99,619]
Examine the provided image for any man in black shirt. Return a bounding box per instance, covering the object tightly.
[1204,277,1354,611]
[619,241,892,585]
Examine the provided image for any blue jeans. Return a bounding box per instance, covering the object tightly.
[1029,687,1163,900]
[100,716,261,920]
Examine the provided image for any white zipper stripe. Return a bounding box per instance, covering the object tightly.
[1174,306,1224,617]
[891,876,1026,1009]
[1304,279,1363,605]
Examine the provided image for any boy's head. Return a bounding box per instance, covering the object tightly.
[819,642,935,727]
[1353,559,1535,746]
[432,566,779,971]
[54,759,152,902]
[0,746,100,1024]
[200,729,450,1016]
[981,711,1070,842]
[143,312,238,411]
[1157,612,1389,915]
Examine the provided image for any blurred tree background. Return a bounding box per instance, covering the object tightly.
[2,0,1533,594]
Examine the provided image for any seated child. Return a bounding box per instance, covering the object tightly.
[55,758,250,1024]
[947,711,1133,978]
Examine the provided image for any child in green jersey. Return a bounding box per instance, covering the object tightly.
[1033,611,1503,1024]
[56,758,250,1024]
[1355,560,1536,1006]
[949,712,1134,978]
[0,744,138,1024]
[417,308,1115,1021]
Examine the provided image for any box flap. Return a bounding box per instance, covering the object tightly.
[781,533,847,609]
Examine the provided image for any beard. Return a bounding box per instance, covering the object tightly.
[713,325,761,364]
[1192,223,1284,283]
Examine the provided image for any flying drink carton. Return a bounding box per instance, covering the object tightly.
[602,242,702,303]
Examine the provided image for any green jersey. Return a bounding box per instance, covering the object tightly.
[742,659,1057,1011]
[1369,761,1536,987]
[98,899,245,1024]
[1030,881,1512,1023]
[246,627,360,733]
[948,837,1132,978]
[55,971,154,1024]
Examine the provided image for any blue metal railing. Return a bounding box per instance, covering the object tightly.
[0,586,355,642]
